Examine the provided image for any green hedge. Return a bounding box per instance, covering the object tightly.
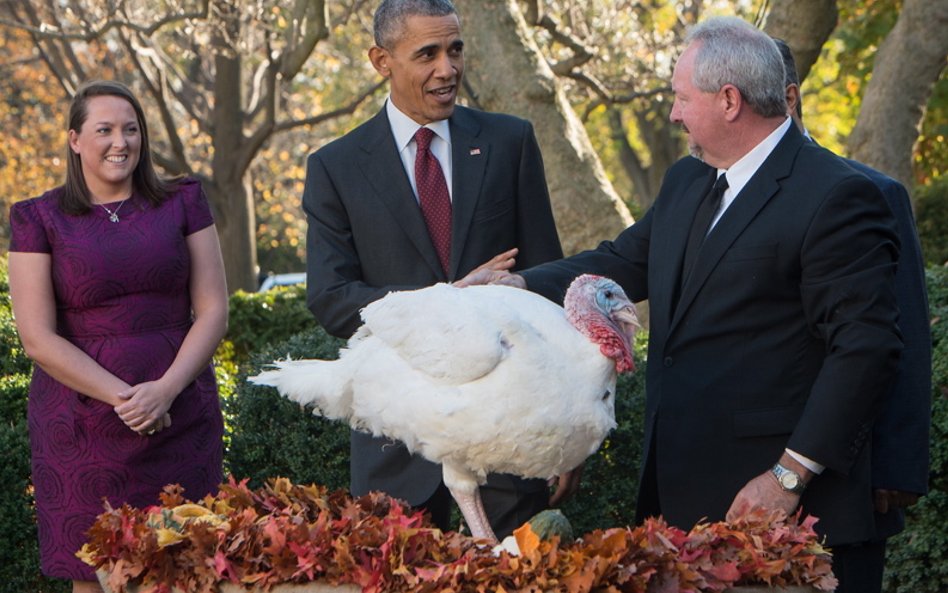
[915,176,948,266]
[224,327,349,491]
[883,266,948,593]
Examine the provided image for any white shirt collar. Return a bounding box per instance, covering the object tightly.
[385,98,452,150]
[711,117,792,227]
[385,97,454,201]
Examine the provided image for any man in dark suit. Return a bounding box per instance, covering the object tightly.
[775,38,931,587]
[302,0,564,539]
[460,16,901,593]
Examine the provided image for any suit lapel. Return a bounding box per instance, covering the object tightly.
[356,109,445,278]
[448,107,488,279]
[670,125,804,331]
[652,170,716,329]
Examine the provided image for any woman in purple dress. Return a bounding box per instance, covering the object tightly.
[8,80,227,592]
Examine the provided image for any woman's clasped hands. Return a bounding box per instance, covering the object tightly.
[114,380,175,436]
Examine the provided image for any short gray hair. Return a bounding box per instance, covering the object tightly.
[685,16,787,118]
[374,0,458,49]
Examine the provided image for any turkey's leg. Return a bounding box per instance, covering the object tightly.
[443,463,497,542]
[452,487,497,542]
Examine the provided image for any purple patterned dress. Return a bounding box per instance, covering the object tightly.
[9,178,224,580]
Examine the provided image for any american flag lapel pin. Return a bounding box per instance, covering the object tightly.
[469,147,481,156]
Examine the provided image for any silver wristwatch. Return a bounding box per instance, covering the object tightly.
[771,462,806,494]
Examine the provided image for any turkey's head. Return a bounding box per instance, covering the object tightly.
[564,274,639,373]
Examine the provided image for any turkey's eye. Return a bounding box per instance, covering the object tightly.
[604,290,614,300]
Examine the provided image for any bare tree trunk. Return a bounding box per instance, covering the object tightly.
[848,0,948,188]
[455,0,632,254]
[609,108,654,208]
[209,0,258,292]
[206,176,257,293]
[762,0,838,82]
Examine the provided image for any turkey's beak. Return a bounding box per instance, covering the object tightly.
[613,304,641,343]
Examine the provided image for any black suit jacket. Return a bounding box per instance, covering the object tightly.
[303,104,563,505]
[523,123,902,546]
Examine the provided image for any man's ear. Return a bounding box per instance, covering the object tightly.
[720,84,742,121]
[369,46,391,78]
[785,83,801,117]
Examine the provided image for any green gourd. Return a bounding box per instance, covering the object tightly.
[527,509,574,542]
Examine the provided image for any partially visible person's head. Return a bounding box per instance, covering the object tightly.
[772,37,805,129]
[63,80,169,212]
[669,16,787,167]
[370,0,463,125]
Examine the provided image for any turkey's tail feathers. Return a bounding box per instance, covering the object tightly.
[248,359,352,420]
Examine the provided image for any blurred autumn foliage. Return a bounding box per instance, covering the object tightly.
[1,0,943,278]
[0,27,64,250]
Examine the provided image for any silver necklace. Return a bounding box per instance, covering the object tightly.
[99,198,128,223]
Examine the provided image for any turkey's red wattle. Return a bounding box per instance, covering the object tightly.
[580,316,635,374]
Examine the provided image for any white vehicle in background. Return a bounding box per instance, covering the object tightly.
[257,272,306,292]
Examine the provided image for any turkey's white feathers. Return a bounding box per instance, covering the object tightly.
[359,283,510,384]
[250,280,625,500]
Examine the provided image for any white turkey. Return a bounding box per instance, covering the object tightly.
[250,274,639,542]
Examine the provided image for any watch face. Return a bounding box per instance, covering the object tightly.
[780,472,801,490]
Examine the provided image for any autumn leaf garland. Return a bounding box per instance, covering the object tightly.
[80,476,837,593]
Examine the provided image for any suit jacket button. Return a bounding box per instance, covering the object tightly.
[663,357,673,367]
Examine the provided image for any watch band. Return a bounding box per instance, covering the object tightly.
[771,462,806,494]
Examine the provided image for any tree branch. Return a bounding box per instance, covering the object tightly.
[273,78,386,134]
[0,0,210,41]
[535,13,596,75]
[119,30,191,175]
[278,0,330,78]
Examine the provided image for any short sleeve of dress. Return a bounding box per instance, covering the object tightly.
[9,198,52,254]
[178,178,215,236]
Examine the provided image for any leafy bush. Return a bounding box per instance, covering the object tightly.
[0,374,65,593]
[223,285,315,366]
[224,326,350,491]
[215,284,314,406]
[883,265,948,593]
[915,175,948,266]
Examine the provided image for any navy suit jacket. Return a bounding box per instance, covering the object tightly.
[303,104,563,505]
[841,159,931,539]
[523,123,903,546]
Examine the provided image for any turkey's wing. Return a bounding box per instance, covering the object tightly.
[359,283,516,384]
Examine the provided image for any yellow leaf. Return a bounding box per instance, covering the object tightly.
[155,527,187,548]
[75,543,96,566]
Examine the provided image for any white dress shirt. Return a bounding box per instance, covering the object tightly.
[386,98,454,202]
